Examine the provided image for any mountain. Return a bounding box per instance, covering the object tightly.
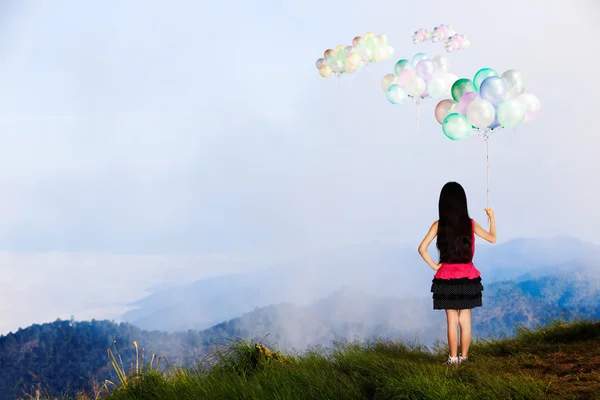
[3,266,600,400]
[122,236,600,332]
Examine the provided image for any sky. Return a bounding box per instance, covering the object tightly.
[0,0,598,334]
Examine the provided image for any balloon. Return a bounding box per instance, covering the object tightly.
[316,58,326,69]
[427,73,449,99]
[345,64,358,74]
[378,33,389,45]
[386,84,409,105]
[496,98,526,128]
[396,69,416,86]
[356,47,372,62]
[324,49,335,60]
[473,68,499,91]
[451,78,475,102]
[373,46,387,62]
[442,113,472,140]
[347,53,362,67]
[432,55,450,73]
[319,64,333,78]
[518,92,541,122]
[334,44,345,52]
[415,59,436,81]
[352,36,362,47]
[501,70,526,97]
[458,92,479,115]
[381,45,394,60]
[403,74,426,97]
[435,99,459,125]
[411,53,429,68]
[381,74,396,92]
[364,32,375,39]
[344,46,354,57]
[466,98,495,128]
[394,59,411,76]
[479,76,507,105]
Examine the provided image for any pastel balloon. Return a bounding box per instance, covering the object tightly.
[373,47,388,62]
[347,53,362,67]
[458,91,479,115]
[378,33,389,45]
[466,98,495,128]
[344,46,354,57]
[432,55,450,73]
[435,99,459,125]
[397,69,416,86]
[415,59,436,81]
[479,76,507,105]
[394,59,411,76]
[451,78,475,102]
[403,74,426,97]
[502,69,526,97]
[324,49,335,59]
[473,68,499,91]
[517,93,541,122]
[319,64,333,78]
[386,84,409,104]
[352,36,362,47]
[364,32,375,39]
[442,113,472,140]
[411,53,429,68]
[381,74,396,92]
[345,64,358,74]
[497,98,526,128]
[316,58,326,69]
[427,74,449,99]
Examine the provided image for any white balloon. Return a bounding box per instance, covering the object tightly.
[466,98,495,128]
[344,46,354,57]
[432,55,450,73]
[501,70,526,97]
[403,75,426,97]
[316,58,326,69]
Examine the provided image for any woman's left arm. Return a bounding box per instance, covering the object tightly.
[418,221,441,271]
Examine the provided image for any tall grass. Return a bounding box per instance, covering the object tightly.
[19,319,600,400]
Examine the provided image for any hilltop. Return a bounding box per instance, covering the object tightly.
[27,319,600,400]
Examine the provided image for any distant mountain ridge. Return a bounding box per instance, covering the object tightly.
[122,235,600,332]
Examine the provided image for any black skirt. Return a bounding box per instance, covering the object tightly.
[431,276,484,310]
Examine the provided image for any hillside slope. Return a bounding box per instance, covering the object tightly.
[103,320,600,400]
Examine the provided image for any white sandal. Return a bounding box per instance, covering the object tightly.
[443,356,460,365]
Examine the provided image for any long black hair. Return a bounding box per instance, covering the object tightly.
[436,182,473,264]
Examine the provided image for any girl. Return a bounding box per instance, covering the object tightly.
[418,182,496,365]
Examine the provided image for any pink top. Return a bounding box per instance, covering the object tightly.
[433,219,481,280]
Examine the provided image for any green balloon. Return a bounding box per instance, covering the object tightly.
[497,99,526,129]
[442,113,472,141]
[473,68,499,91]
[451,78,475,102]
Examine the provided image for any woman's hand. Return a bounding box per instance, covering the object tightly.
[485,208,494,219]
[433,263,442,271]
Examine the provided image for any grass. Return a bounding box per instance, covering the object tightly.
[20,319,600,400]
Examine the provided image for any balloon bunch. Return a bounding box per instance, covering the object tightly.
[382,53,458,132]
[430,24,456,43]
[412,25,470,53]
[444,33,471,53]
[435,68,540,209]
[436,68,540,140]
[315,32,394,83]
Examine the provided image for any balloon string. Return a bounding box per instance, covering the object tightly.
[416,102,420,133]
[486,135,490,225]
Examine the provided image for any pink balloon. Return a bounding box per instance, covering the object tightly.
[458,91,478,115]
[397,69,416,87]
[435,99,459,125]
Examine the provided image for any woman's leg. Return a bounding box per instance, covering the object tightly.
[458,309,472,357]
[445,309,459,357]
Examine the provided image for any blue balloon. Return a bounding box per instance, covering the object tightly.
[479,76,507,106]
